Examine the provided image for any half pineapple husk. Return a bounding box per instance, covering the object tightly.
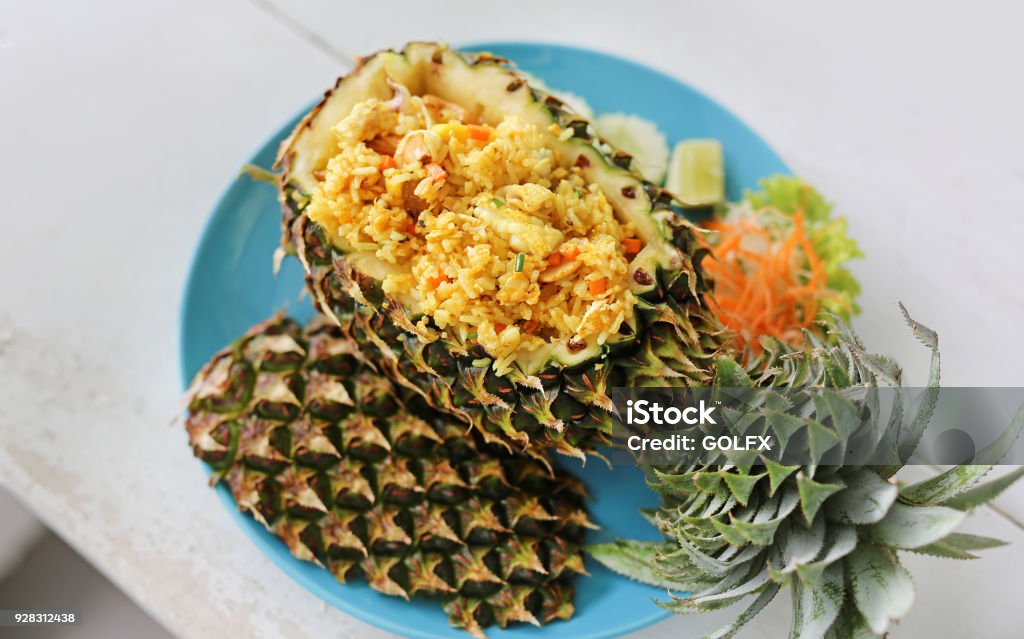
[184,314,595,637]
[276,41,722,461]
[591,306,1024,638]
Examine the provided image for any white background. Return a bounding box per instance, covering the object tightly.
[1,0,1022,637]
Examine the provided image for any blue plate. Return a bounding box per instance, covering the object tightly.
[179,42,788,639]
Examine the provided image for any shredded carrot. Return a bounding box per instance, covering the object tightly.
[379,155,396,170]
[588,278,607,295]
[700,209,838,360]
[494,322,508,332]
[426,162,447,182]
[546,253,563,267]
[467,125,491,141]
[622,238,642,255]
[561,245,580,261]
[426,274,450,289]
[404,218,417,235]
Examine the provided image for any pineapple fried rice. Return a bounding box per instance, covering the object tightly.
[306,92,640,370]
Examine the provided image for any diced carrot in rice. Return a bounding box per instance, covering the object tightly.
[304,94,636,364]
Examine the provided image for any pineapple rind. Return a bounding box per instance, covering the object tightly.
[185,315,593,635]
[276,41,723,460]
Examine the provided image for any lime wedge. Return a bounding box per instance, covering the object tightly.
[666,139,724,206]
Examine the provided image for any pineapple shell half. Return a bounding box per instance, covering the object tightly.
[276,41,722,460]
[184,314,595,637]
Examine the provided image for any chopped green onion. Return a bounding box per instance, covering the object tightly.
[491,197,505,207]
[575,189,585,197]
[467,332,478,340]
[514,252,526,272]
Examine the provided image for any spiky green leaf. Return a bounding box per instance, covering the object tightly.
[943,466,1024,511]
[775,516,827,576]
[728,517,786,547]
[896,304,940,463]
[763,458,800,496]
[847,543,914,635]
[866,502,965,549]
[698,583,781,639]
[824,604,878,639]
[826,468,897,524]
[674,567,772,613]
[766,411,804,452]
[714,492,799,548]
[791,563,844,638]
[649,468,698,496]
[970,402,1024,465]
[806,420,841,465]
[793,525,857,585]
[722,471,766,507]
[771,524,856,585]
[797,475,845,525]
[909,532,1007,560]
[898,302,938,350]
[855,351,901,387]
[715,358,755,388]
[666,538,761,578]
[694,471,724,493]
[587,541,697,591]
[899,464,994,505]
[814,389,861,442]
[710,516,751,547]
[873,384,906,479]
[902,403,1024,505]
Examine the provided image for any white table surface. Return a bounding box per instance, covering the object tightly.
[2,0,1023,637]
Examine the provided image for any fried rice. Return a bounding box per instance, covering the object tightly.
[305,93,639,370]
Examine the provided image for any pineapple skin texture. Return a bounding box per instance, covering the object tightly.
[184,315,593,637]
[277,42,724,462]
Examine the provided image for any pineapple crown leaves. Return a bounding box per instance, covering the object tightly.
[590,309,1024,639]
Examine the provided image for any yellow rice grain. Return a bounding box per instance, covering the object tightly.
[306,92,638,364]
